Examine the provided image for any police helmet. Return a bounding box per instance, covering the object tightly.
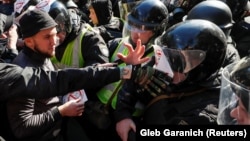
[230,57,250,112]
[218,57,250,125]
[184,0,234,38]
[126,0,169,36]
[163,0,204,12]
[220,0,250,22]
[36,0,72,37]
[155,19,227,84]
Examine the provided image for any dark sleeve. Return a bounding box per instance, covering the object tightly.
[81,28,110,67]
[0,43,18,63]
[114,79,138,122]
[6,98,62,139]
[0,63,121,101]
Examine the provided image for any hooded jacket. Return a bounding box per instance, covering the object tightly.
[90,0,124,43]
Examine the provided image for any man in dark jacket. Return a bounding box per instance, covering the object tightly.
[0,9,154,141]
[0,56,152,141]
[6,9,86,141]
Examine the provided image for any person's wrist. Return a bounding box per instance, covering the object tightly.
[51,107,63,120]
[58,105,65,117]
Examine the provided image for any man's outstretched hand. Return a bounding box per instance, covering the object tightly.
[117,39,150,65]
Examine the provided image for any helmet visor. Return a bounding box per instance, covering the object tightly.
[122,21,158,41]
[124,22,149,33]
[127,17,159,32]
[153,45,206,78]
[218,62,250,125]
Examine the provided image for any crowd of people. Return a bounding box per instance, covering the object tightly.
[0,0,250,141]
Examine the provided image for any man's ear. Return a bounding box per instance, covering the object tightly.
[23,37,34,48]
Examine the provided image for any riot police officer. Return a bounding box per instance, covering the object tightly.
[183,0,240,68]
[220,0,250,57]
[108,0,169,140]
[115,19,227,141]
[218,56,250,125]
[161,0,204,27]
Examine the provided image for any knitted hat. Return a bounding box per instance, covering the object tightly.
[19,9,57,38]
[0,13,14,34]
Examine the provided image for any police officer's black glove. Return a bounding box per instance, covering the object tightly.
[132,66,172,96]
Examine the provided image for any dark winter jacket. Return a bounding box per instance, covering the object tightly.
[0,53,122,141]
[7,47,62,140]
[0,47,122,140]
[114,79,221,125]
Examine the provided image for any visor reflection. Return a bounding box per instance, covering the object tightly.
[161,47,206,73]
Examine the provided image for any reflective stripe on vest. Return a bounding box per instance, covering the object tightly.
[97,37,129,109]
[51,24,92,69]
[97,37,154,110]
